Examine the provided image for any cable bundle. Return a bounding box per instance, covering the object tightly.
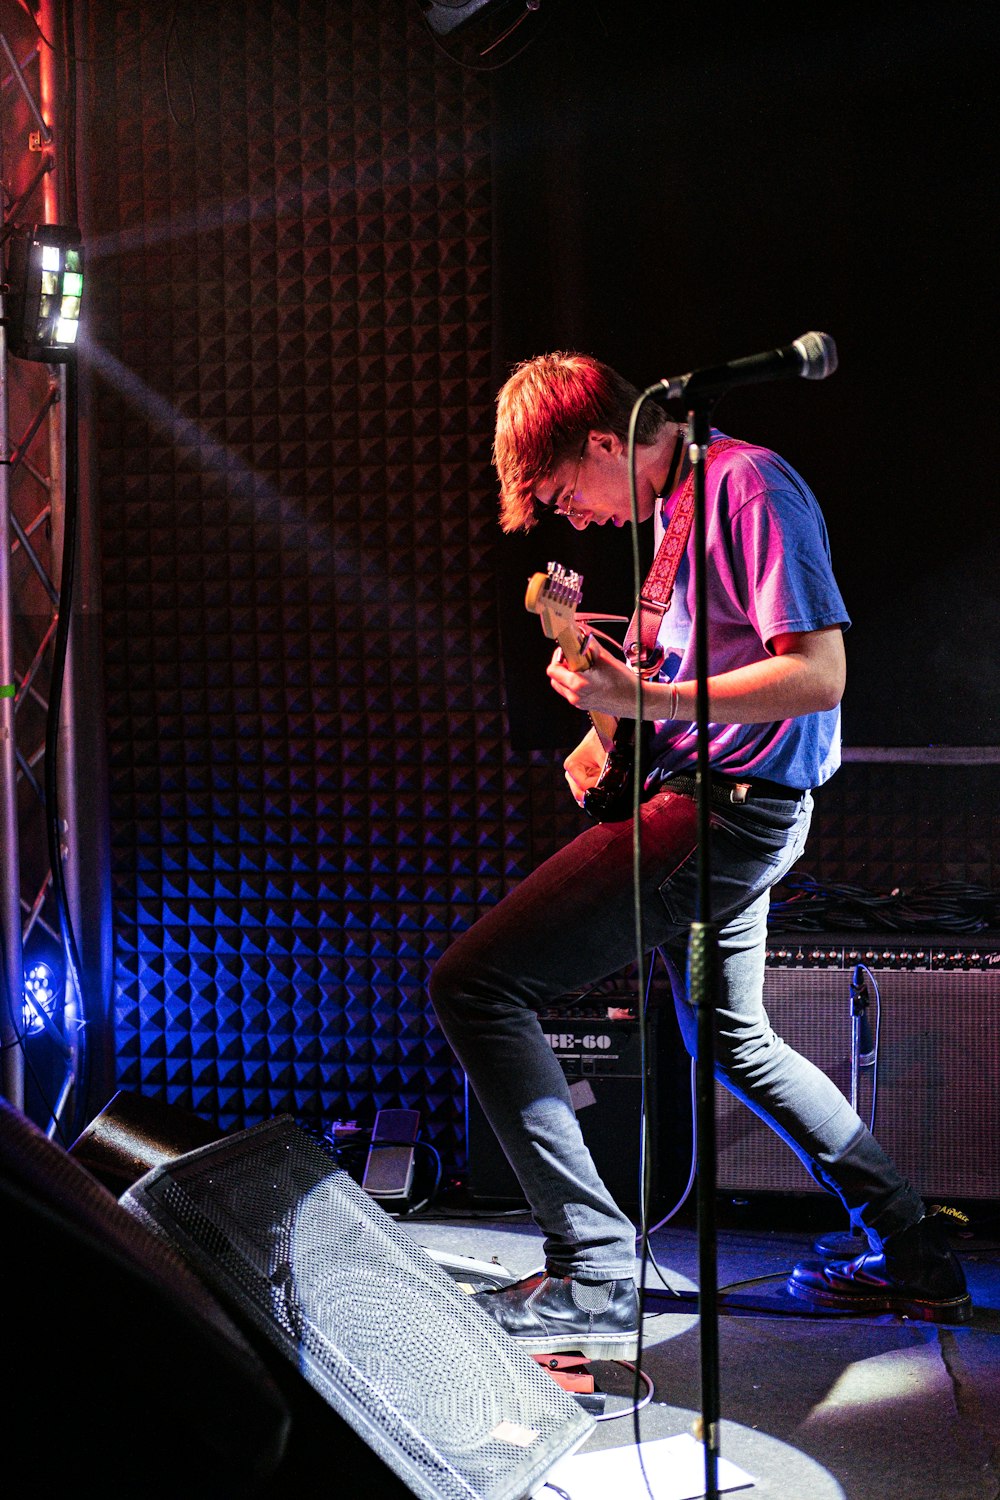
[768,876,1000,935]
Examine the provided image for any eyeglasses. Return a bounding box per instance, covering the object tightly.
[537,438,586,519]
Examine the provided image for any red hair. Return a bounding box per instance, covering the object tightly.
[493,352,666,532]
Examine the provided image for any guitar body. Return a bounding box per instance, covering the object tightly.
[525,562,648,824]
[582,717,652,823]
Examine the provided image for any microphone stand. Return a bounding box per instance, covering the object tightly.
[814,967,875,1257]
[642,340,838,1484]
[686,396,722,1500]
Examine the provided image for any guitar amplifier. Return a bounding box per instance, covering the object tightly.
[465,988,693,1217]
[717,939,1000,1201]
[465,940,1000,1212]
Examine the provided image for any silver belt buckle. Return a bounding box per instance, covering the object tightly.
[730,781,751,805]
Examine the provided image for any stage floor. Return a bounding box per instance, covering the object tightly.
[400,1200,1000,1500]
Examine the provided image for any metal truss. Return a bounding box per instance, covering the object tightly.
[0,2,107,1141]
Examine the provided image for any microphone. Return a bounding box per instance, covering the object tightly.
[850,964,877,1068]
[643,331,838,405]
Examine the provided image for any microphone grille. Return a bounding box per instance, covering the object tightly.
[794,330,839,380]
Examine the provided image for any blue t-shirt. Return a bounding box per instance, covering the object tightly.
[645,432,850,792]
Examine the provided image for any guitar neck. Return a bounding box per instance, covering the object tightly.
[589,710,618,754]
[554,625,592,674]
[554,627,617,751]
[525,567,628,775]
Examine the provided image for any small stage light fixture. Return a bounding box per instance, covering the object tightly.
[23,961,59,1037]
[4,224,84,362]
[421,0,523,37]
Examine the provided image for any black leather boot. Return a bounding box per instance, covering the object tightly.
[787,1210,972,1323]
[473,1272,640,1358]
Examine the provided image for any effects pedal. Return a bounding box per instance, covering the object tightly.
[362,1108,420,1204]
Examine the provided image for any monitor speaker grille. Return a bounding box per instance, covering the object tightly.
[122,1117,592,1500]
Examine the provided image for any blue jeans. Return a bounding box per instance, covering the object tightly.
[429,785,924,1280]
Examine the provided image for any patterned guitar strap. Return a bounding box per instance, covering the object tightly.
[622,437,744,676]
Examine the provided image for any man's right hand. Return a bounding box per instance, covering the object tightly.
[562,727,608,807]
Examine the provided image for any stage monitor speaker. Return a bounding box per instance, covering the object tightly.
[68,1087,222,1194]
[0,1098,290,1498]
[465,1003,693,1216]
[121,1115,593,1500]
[717,941,1000,1201]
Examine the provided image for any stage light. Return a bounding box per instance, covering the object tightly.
[4,224,84,362]
[23,961,59,1037]
[421,0,522,37]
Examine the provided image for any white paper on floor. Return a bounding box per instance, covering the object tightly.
[534,1432,755,1500]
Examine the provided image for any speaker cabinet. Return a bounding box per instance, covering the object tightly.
[121,1115,592,1500]
[0,1099,290,1498]
[717,942,1000,1200]
[68,1088,221,1194]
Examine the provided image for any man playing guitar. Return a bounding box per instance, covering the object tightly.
[429,351,970,1357]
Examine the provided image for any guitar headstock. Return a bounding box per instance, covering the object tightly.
[524,561,583,640]
[524,561,596,673]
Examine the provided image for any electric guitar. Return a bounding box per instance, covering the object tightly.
[524,561,649,823]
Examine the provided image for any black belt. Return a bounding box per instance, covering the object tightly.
[663,771,806,806]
